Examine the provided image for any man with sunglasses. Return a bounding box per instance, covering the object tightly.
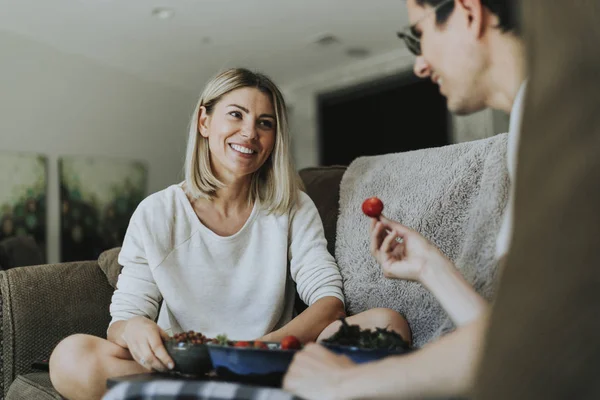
[398,0,525,261]
[284,1,525,399]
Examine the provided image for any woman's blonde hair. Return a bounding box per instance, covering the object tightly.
[184,67,304,215]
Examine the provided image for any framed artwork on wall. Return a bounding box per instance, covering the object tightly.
[0,151,47,259]
[59,155,148,262]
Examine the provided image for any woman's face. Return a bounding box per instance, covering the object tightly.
[199,87,277,182]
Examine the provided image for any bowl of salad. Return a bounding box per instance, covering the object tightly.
[320,318,412,363]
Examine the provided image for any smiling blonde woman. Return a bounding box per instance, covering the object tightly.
[48,68,410,400]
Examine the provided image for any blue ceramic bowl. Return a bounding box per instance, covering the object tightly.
[206,342,298,376]
[321,343,410,363]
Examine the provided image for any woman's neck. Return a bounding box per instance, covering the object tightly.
[197,177,253,218]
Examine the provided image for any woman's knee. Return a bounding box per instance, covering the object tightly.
[321,308,412,344]
[362,308,412,343]
[49,334,102,391]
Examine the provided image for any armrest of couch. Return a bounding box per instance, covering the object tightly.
[299,165,347,257]
[296,165,346,314]
[0,261,114,397]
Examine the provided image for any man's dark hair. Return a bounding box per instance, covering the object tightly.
[416,0,520,34]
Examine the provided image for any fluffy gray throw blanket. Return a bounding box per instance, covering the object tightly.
[336,133,509,348]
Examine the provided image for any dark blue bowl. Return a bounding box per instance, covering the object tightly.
[164,340,213,376]
[206,342,298,376]
[321,343,410,363]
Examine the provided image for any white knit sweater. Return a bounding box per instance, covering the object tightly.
[109,184,344,340]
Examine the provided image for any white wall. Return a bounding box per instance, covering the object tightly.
[283,48,508,170]
[0,30,197,263]
[0,31,511,263]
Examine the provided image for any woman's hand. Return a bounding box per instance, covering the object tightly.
[283,343,355,400]
[121,316,173,372]
[370,215,454,283]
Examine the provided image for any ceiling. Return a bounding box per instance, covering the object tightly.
[0,0,410,92]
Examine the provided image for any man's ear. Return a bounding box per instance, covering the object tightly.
[457,0,485,37]
[198,106,210,138]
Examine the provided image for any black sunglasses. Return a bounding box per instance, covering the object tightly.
[396,30,421,56]
[396,0,455,56]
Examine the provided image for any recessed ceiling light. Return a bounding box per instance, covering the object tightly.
[311,33,340,47]
[346,47,371,59]
[151,7,175,19]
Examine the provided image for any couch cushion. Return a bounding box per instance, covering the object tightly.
[98,247,122,289]
[298,166,346,257]
[6,373,62,400]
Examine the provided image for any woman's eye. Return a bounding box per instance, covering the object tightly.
[229,111,242,118]
[259,120,274,129]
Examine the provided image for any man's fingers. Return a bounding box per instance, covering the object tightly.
[369,222,388,256]
[304,343,329,354]
[369,222,382,256]
[381,228,400,254]
[293,344,355,372]
[291,351,329,371]
[370,218,378,232]
[295,343,331,362]
[304,343,344,362]
[379,216,412,236]
[391,229,406,257]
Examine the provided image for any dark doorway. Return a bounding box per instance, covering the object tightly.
[317,71,450,166]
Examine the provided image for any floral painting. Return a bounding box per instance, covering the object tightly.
[59,156,147,262]
[0,152,47,259]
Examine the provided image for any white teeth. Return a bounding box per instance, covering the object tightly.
[230,144,254,154]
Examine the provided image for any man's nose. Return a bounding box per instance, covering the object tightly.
[413,56,432,78]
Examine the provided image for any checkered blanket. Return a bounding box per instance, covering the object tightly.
[103,379,303,400]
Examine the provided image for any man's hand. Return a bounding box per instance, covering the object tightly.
[283,343,355,400]
[370,215,454,282]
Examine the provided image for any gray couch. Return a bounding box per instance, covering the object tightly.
[0,166,346,400]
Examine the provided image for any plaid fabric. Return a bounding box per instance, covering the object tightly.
[102,379,303,400]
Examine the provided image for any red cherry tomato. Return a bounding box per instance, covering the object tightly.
[253,340,268,349]
[362,197,384,218]
[234,341,251,348]
[280,335,301,350]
